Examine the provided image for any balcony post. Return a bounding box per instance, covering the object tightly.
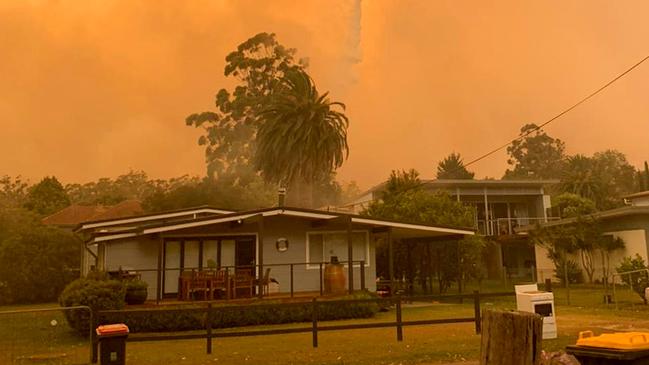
[507,202,513,235]
[541,186,548,223]
[347,216,354,294]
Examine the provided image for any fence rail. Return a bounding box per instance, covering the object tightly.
[92,291,514,362]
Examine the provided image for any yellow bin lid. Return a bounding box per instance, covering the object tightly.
[577,331,649,350]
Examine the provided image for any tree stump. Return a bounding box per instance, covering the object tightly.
[480,309,543,365]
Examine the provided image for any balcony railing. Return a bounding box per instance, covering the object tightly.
[477,217,559,236]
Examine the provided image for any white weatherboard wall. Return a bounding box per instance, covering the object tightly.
[535,229,649,283]
[105,237,159,299]
[535,245,556,283]
[259,216,376,293]
[606,229,648,264]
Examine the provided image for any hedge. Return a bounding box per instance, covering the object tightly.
[99,292,381,333]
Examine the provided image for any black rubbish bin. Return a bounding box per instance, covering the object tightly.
[566,331,649,365]
[96,324,129,365]
[566,345,649,364]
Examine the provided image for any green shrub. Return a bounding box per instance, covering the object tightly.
[99,292,381,333]
[59,276,126,335]
[124,279,148,305]
[125,280,148,290]
[616,254,649,303]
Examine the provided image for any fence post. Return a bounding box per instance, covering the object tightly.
[91,310,98,363]
[206,303,212,354]
[290,264,294,298]
[396,296,403,341]
[311,298,318,348]
[473,290,481,334]
[319,263,323,296]
[360,260,366,291]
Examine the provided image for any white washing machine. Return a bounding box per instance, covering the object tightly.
[515,284,557,339]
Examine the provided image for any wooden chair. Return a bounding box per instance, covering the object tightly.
[232,268,254,299]
[209,269,229,300]
[178,270,195,300]
[189,270,211,300]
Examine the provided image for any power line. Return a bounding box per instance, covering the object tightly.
[460,53,649,170]
[375,53,649,197]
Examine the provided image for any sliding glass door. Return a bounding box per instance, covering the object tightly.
[162,236,256,295]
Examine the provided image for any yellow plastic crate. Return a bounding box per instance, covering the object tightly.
[577,331,649,350]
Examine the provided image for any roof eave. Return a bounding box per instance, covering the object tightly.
[90,207,474,243]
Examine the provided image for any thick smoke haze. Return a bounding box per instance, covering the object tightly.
[1,1,648,188]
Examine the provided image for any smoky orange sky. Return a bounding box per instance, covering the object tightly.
[2,1,648,189]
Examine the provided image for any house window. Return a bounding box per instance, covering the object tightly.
[306,231,369,269]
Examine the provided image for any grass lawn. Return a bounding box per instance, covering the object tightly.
[1,285,648,364]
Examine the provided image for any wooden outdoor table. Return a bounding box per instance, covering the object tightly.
[178,270,232,300]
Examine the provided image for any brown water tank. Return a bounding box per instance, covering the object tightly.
[324,257,346,294]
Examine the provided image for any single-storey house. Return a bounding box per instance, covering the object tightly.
[520,190,649,282]
[75,205,474,301]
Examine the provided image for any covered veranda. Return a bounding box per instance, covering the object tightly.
[81,207,475,304]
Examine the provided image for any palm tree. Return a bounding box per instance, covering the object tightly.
[254,70,349,207]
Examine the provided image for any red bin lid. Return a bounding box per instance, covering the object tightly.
[96,323,129,336]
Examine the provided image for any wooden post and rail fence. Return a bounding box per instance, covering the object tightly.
[91,291,514,362]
